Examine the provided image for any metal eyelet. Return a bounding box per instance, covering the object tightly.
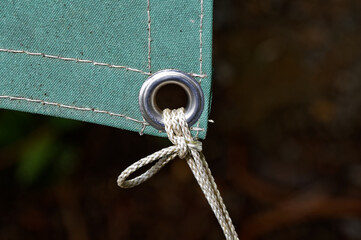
[139,69,204,131]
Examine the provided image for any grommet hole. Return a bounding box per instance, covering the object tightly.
[155,83,189,111]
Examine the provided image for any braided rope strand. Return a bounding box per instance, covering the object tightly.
[117,108,239,240]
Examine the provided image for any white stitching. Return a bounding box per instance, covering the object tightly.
[195,120,201,138]
[191,126,204,131]
[0,95,145,124]
[147,0,152,72]
[0,48,207,78]
[139,117,148,135]
[0,95,205,132]
[190,72,207,78]
[0,48,151,75]
[199,0,204,82]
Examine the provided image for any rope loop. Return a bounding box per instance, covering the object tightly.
[117,108,239,240]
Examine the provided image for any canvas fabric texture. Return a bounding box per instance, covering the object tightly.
[0,0,213,139]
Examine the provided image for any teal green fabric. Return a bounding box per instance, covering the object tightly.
[0,0,213,139]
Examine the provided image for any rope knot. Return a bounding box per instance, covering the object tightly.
[163,108,201,158]
[117,108,239,240]
[176,138,203,159]
[117,108,199,188]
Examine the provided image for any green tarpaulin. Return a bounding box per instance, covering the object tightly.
[0,0,213,139]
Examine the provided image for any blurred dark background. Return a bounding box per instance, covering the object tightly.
[1,0,361,239]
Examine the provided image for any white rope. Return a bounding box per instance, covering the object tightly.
[117,108,239,240]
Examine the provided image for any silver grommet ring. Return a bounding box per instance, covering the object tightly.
[139,69,204,131]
